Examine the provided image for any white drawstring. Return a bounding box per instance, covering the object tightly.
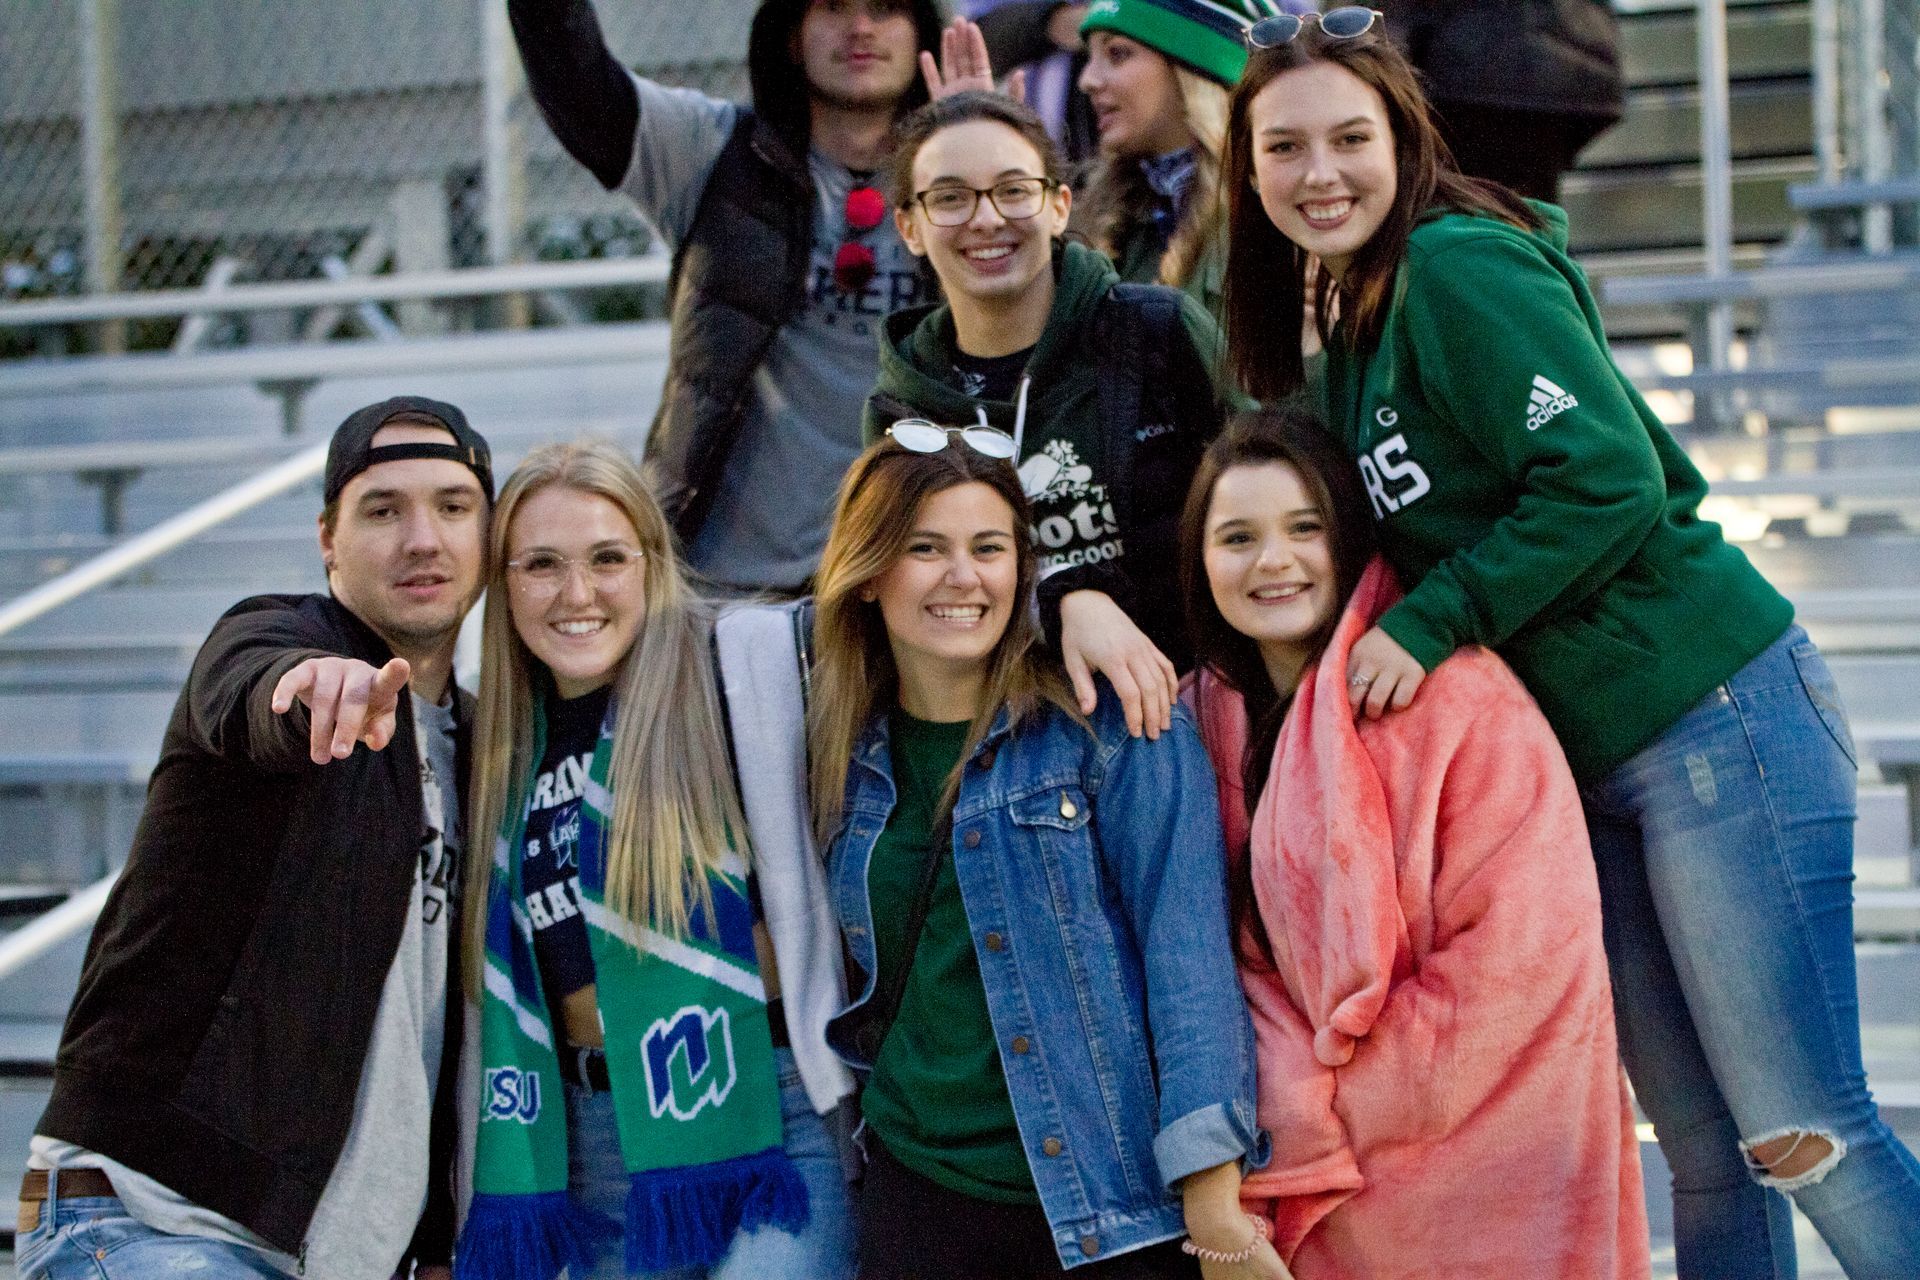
[1012,375,1031,460]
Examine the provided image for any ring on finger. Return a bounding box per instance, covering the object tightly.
[1348,672,1375,688]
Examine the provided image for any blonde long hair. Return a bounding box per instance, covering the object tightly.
[1084,67,1231,291]
[463,440,745,987]
[808,442,1083,844]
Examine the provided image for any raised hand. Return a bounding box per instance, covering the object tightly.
[271,655,412,765]
[921,16,1027,102]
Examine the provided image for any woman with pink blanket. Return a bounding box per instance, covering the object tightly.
[1179,409,1649,1279]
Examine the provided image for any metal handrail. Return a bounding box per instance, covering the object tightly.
[0,254,669,329]
[0,874,117,984]
[0,443,325,640]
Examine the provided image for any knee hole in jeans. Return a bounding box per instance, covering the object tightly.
[1741,1127,1846,1191]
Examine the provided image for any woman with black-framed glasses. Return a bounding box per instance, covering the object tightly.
[1217,19,1920,1280]
[864,89,1233,745]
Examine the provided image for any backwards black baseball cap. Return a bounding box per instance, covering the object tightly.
[323,395,494,506]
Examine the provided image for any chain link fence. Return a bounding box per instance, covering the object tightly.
[0,0,754,355]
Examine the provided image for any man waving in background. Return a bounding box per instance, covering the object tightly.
[510,0,947,594]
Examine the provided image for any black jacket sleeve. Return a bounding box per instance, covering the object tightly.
[507,0,642,190]
[185,603,336,773]
[976,1,1072,70]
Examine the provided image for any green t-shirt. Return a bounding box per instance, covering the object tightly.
[860,711,1037,1204]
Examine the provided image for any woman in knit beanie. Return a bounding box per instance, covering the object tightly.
[1075,0,1300,312]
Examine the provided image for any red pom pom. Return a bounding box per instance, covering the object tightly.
[833,241,877,292]
[844,186,887,232]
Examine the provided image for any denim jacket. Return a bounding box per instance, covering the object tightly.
[825,688,1265,1269]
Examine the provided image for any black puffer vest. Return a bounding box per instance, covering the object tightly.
[642,112,813,540]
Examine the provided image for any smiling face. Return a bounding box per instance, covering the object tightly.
[1248,60,1397,279]
[320,423,487,656]
[504,485,649,699]
[1203,461,1337,692]
[796,0,919,111]
[1078,31,1193,159]
[869,480,1020,697]
[895,118,1071,310]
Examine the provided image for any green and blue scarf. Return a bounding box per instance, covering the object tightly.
[456,698,806,1280]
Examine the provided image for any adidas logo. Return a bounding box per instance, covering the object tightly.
[1527,375,1577,431]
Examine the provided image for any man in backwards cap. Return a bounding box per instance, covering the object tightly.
[19,399,491,1280]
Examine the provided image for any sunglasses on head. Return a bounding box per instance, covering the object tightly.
[886,419,1019,460]
[1245,6,1380,48]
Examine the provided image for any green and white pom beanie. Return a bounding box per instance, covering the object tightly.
[1080,0,1287,88]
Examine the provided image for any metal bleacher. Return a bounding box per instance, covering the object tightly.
[0,1,1916,1275]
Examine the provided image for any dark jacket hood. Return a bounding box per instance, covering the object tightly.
[747,0,948,154]
[868,240,1119,433]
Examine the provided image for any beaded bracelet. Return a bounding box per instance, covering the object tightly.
[1180,1212,1271,1265]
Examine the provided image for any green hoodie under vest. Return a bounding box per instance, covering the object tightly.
[1321,203,1793,781]
[1112,217,1227,319]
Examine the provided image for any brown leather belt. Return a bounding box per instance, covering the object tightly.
[20,1168,115,1202]
[17,1168,116,1236]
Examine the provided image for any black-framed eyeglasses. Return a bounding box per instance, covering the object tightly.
[886,419,1019,460]
[908,177,1058,228]
[1245,6,1380,48]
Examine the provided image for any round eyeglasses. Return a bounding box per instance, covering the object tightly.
[886,419,1019,460]
[1245,6,1380,48]
[909,177,1058,228]
[504,545,645,595]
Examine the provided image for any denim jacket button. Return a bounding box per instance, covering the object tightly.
[1042,1136,1063,1157]
[984,931,1005,952]
[1059,793,1078,819]
[1011,1035,1031,1054]
[963,829,982,848]
[1079,1236,1101,1258]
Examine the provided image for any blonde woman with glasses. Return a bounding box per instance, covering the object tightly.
[453,440,854,1280]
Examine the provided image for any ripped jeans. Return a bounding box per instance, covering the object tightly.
[1583,625,1920,1279]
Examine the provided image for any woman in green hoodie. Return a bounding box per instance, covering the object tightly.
[1215,12,1920,1279]
[866,89,1228,740]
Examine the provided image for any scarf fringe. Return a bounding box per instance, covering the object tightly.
[456,1190,613,1280]
[624,1146,811,1272]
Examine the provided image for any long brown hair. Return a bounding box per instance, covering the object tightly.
[1220,24,1539,402]
[1178,407,1376,966]
[809,438,1083,844]
[464,442,746,991]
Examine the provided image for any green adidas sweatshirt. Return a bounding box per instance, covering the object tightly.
[1321,204,1793,781]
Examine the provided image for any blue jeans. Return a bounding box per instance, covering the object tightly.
[1583,625,1920,1279]
[15,1181,289,1279]
[565,1046,856,1280]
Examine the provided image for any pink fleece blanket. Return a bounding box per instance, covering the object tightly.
[1193,558,1648,1279]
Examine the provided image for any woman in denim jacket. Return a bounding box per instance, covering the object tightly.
[807,432,1279,1278]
